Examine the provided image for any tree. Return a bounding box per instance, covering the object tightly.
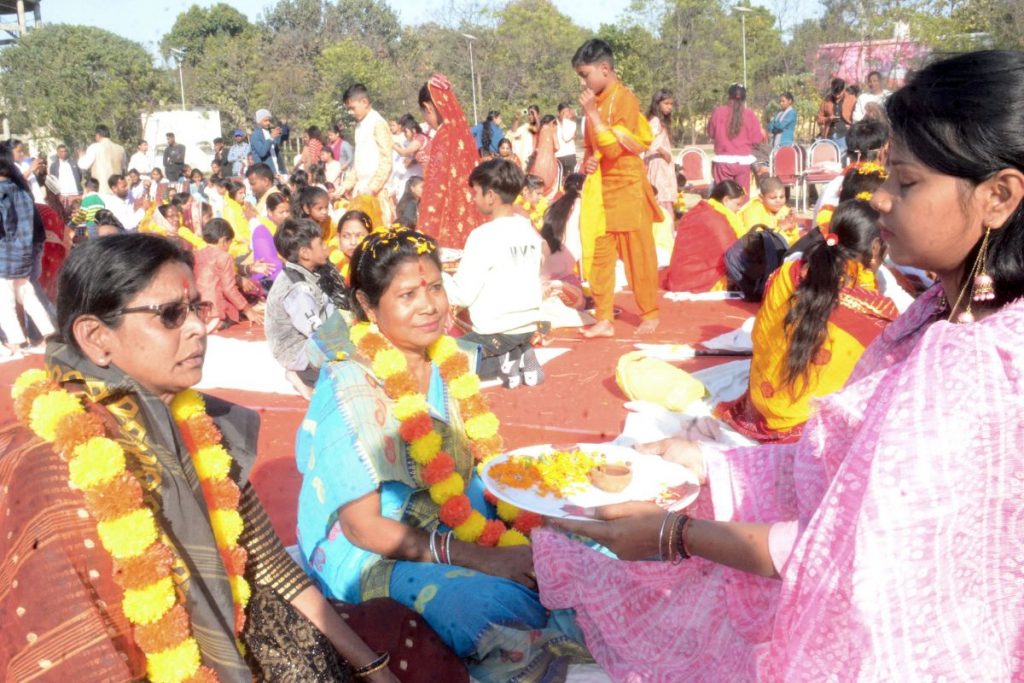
[160,3,252,65]
[484,0,587,113]
[312,39,401,125]
[0,24,164,146]
[182,31,268,130]
[599,21,662,111]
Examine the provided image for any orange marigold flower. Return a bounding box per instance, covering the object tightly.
[384,372,418,398]
[220,545,248,576]
[115,543,174,590]
[399,413,434,443]
[53,410,106,454]
[202,477,241,511]
[513,511,543,536]
[458,393,490,419]
[490,461,539,489]
[14,382,50,425]
[439,494,472,528]
[359,335,388,357]
[234,604,246,635]
[438,353,470,379]
[134,603,190,653]
[478,519,506,547]
[483,489,499,506]
[421,451,456,485]
[84,471,144,522]
[183,413,222,449]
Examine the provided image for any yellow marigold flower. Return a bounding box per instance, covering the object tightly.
[123,575,176,625]
[97,508,158,559]
[146,637,201,683]
[372,348,407,379]
[192,444,232,481]
[497,529,530,547]
[408,431,442,465]
[429,472,465,505]
[209,508,244,549]
[448,373,480,401]
[427,335,458,362]
[12,368,49,400]
[230,575,251,607]
[169,389,205,423]
[495,500,520,523]
[392,394,429,421]
[464,412,500,441]
[452,510,486,542]
[349,322,372,346]
[29,389,84,442]
[68,437,126,490]
[856,191,873,201]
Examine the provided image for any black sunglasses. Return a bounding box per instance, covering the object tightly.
[113,300,214,329]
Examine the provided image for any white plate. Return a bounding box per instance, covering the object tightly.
[480,442,701,520]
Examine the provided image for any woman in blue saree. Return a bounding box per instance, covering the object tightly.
[295,228,588,682]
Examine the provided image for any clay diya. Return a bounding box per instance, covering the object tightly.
[589,462,633,492]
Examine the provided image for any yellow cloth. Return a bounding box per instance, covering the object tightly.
[221,196,251,258]
[738,198,799,244]
[615,351,706,412]
[579,165,605,280]
[707,199,745,239]
[513,195,548,231]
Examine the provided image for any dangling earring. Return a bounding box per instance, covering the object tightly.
[971,227,995,304]
[947,226,994,324]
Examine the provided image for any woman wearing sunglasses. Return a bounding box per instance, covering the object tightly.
[0,233,468,682]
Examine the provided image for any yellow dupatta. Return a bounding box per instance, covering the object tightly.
[707,198,746,239]
[579,96,655,279]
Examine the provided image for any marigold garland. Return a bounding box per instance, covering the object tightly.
[350,322,533,548]
[11,370,252,683]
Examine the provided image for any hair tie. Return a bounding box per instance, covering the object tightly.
[825,234,839,247]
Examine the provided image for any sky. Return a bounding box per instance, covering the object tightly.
[37,0,822,60]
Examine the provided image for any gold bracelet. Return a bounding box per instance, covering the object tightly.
[353,651,390,678]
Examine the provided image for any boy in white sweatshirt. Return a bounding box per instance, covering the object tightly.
[444,158,544,386]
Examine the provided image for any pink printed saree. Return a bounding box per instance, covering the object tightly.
[535,286,1024,681]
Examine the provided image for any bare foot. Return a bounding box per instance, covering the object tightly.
[580,320,615,338]
[636,319,660,335]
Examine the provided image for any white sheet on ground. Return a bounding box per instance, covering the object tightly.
[614,360,754,449]
[540,297,596,329]
[196,335,301,395]
[663,290,744,302]
[702,316,754,352]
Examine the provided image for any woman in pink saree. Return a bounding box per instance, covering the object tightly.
[416,74,483,249]
[533,50,1024,681]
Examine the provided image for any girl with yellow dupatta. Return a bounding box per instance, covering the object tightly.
[716,199,899,442]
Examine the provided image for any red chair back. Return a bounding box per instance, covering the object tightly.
[770,145,800,185]
[679,147,709,185]
[809,140,841,167]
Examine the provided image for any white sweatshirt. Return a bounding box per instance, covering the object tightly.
[444,214,543,335]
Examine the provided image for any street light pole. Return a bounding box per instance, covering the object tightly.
[462,33,479,124]
[735,6,753,90]
[169,48,187,111]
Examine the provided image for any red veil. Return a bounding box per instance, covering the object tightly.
[417,74,483,249]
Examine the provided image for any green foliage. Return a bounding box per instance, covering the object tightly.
[160,3,251,64]
[0,24,165,146]
[312,39,402,124]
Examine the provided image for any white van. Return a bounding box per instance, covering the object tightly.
[140,109,223,173]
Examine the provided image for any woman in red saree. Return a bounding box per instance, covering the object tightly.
[416,74,483,249]
[528,115,561,200]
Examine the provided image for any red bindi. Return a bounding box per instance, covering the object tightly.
[419,279,428,288]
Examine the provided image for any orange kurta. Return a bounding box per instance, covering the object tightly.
[584,80,663,322]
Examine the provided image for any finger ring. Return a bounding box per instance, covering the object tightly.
[527,571,536,578]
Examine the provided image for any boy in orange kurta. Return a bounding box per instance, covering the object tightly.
[574,38,663,337]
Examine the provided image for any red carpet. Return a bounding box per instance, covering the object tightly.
[0,294,756,544]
